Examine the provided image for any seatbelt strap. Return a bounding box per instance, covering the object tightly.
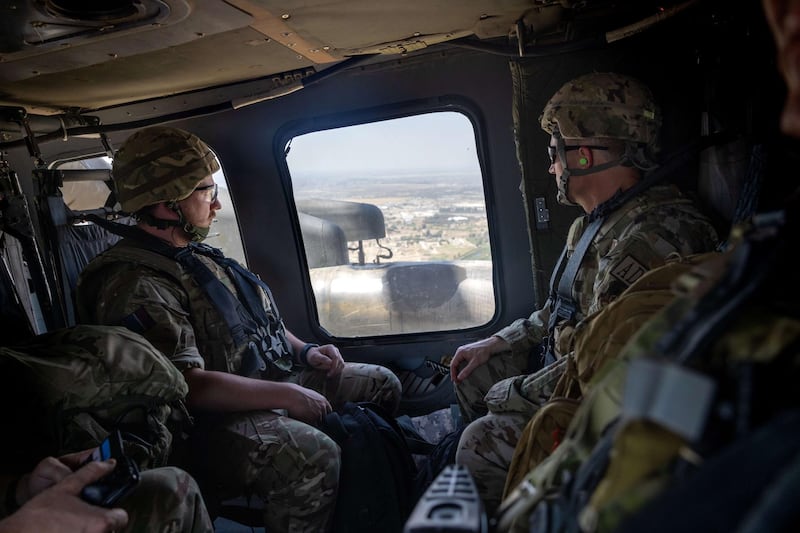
[552,216,604,323]
[546,246,568,304]
[172,246,252,346]
[541,215,604,367]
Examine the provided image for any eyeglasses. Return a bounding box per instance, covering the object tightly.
[547,145,609,165]
[194,182,219,203]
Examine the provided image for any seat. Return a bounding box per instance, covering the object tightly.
[33,167,131,327]
[697,136,765,245]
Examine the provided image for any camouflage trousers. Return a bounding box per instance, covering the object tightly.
[455,359,566,517]
[456,410,531,517]
[292,361,402,416]
[123,467,213,533]
[454,349,531,423]
[191,362,402,533]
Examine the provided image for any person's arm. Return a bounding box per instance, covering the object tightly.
[183,367,331,424]
[83,268,206,373]
[449,335,510,384]
[492,306,550,351]
[87,264,332,423]
[0,459,128,533]
[450,306,549,384]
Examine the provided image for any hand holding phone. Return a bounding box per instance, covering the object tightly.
[80,430,140,507]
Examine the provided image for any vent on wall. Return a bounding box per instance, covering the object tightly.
[0,0,185,53]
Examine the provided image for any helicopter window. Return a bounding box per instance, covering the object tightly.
[285,111,495,337]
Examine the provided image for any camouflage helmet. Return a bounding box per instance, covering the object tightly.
[112,126,220,213]
[540,72,662,148]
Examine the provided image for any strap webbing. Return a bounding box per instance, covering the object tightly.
[550,216,604,324]
[82,214,288,372]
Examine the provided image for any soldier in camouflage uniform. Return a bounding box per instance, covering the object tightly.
[495,3,800,530]
[1,453,212,533]
[449,72,720,515]
[74,126,402,532]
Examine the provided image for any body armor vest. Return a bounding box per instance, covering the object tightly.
[82,237,293,378]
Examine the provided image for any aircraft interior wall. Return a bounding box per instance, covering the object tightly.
[0,0,790,377]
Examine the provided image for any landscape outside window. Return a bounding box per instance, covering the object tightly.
[286,111,496,337]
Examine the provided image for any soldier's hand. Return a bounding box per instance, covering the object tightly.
[17,451,89,504]
[306,344,345,378]
[286,383,333,425]
[450,336,509,384]
[0,460,128,533]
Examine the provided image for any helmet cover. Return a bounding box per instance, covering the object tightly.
[113,126,220,213]
[540,72,662,149]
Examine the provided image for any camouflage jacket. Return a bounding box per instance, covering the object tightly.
[76,238,294,377]
[501,211,800,532]
[494,183,719,359]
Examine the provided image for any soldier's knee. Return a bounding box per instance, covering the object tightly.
[457,414,507,463]
[136,466,196,498]
[380,369,402,414]
[384,369,402,394]
[124,467,212,531]
[454,419,481,465]
[354,363,402,415]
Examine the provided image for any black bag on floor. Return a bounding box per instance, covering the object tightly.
[320,401,420,533]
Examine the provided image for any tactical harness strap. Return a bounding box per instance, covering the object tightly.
[83,214,292,376]
[542,216,604,367]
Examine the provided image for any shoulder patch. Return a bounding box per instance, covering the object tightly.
[610,255,647,286]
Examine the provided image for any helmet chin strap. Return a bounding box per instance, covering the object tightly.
[553,131,631,207]
[138,202,210,242]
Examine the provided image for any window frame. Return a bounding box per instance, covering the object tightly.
[274,96,503,341]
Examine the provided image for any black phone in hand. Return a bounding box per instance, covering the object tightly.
[80,430,140,507]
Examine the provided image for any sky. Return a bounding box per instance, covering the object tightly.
[285,111,481,177]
